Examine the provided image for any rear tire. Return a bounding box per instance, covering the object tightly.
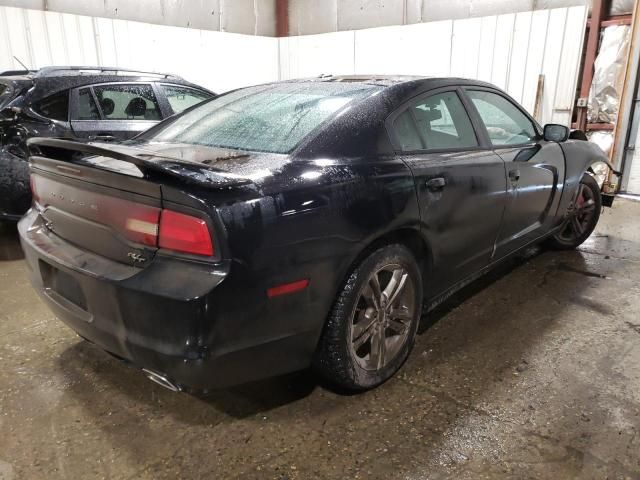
[546,173,601,250]
[313,244,423,392]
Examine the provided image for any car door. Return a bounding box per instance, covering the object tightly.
[463,88,566,259]
[388,87,508,295]
[70,83,164,141]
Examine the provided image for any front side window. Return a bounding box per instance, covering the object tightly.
[161,85,211,114]
[393,91,478,151]
[144,83,380,154]
[466,90,537,146]
[33,90,69,121]
[92,84,161,120]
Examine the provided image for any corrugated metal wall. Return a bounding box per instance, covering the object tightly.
[0,6,279,93]
[280,6,588,126]
[1,4,586,127]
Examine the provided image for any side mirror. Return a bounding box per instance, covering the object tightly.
[543,124,569,142]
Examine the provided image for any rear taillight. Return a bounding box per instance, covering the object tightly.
[159,209,214,257]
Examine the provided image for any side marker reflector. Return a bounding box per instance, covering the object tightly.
[267,279,310,298]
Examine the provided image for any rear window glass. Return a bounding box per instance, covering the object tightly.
[33,90,69,121]
[93,84,161,120]
[144,83,381,154]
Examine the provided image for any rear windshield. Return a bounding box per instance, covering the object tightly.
[143,83,381,154]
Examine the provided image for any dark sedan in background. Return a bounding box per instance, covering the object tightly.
[0,66,214,221]
[19,75,609,392]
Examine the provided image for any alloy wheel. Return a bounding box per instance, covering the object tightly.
[557,182,598,242]
[349,264,416,371]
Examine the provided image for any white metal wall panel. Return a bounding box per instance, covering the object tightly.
[476,16,498,82]
[354,21,454,77]
[490,14,515,91]
[521,10,550,113]
[280,6,587,126]
[551,5,588,125]
[0,5,279,93]
[450,18,482,79]
[506,11,533,104]
[0,5,586,125]
[539,8,569,126]
[279,31,355,80]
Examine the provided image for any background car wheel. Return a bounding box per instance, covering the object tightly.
[546,173,601,250]
[313,244,423,392]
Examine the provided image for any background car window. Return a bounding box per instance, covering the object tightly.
[92,84,161,120]
[0,83,10,108]
[33,90,69,122]
[162,85,210,113]
[393,110,423,151]
[407,91,478,150]
[76,88,99,120]
[467,90,537,146]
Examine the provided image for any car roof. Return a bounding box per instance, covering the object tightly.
[0,66,213,101]
[281,74,500,93]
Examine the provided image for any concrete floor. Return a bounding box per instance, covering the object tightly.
[1,200,639,480]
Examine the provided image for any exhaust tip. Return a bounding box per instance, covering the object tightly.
[142,368,181,392]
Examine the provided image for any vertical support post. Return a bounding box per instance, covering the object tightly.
[276,0,289,37]
[576,0,606,131]
[533,74,545,122]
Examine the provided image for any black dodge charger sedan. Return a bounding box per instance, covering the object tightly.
[19,76,608,392]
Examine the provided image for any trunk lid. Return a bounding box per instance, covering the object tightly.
[28,138,280,267]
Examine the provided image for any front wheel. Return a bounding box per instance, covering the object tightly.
[313,244,423,391]
[546,173,601,250]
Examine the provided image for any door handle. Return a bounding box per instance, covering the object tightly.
[91,134,116,142]
[509,169,521,182]
[426,177,446,191]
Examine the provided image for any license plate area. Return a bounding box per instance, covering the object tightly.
[40,260,88,312]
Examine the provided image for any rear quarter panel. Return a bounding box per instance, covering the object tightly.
[202,157,420,354]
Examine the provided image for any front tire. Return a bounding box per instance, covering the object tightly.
[313,244,423,391]
[546,173,601,250]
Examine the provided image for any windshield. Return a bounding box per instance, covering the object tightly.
[142,82,381,154]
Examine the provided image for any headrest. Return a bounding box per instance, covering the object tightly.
[124,97,146,117]
[100,98,115,116]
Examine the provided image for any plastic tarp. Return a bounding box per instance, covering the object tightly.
[609,0,634,16]
[588,25,631,124]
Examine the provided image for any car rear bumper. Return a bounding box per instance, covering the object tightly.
[18,209,320,391]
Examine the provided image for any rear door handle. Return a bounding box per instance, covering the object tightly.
[509,169,521,181]
[426,177,446,191]
[91,134,116,142]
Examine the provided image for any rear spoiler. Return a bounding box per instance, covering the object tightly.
[26,137,254,188]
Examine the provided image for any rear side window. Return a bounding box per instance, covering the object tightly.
[394,91,477,151]
[466,90,537,146]
[33,90,69,122]
[393,110,423,151]
[92,84,161,120]
[161,85,211,114]
[76,88,100,120]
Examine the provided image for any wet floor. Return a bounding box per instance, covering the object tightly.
[1,200,639,479]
